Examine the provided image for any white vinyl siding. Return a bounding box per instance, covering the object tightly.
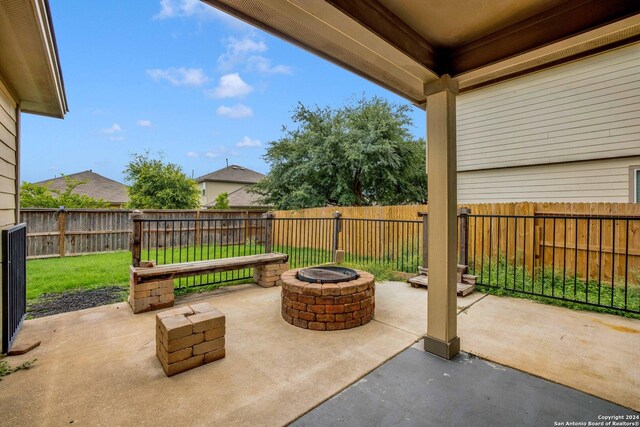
[458,157,640,204]
[457,42,640,172]
[0,78,17,228]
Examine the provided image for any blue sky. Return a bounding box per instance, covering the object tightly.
[21,0,426,184]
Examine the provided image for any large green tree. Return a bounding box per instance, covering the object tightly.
[21,177,110,208]
[124,152,200,209]
[251,96,427,209]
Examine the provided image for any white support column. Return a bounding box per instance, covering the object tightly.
[424,75,460,359]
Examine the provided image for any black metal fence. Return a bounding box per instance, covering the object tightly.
[2,223,27,353]
[133,217,270,289]
[339,218,424,273]
[467,214,640,314]
[132,211,639,314]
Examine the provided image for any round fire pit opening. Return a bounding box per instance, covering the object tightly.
[297,266,358,284]
[281,267,375,331]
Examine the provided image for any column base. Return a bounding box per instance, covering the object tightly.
[424,335,460,360]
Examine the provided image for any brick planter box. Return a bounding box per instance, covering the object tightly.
[281,269,375,330]
[156,302,225,376]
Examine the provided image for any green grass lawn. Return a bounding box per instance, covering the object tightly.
[27,251,131,300]
[25,244,336,300]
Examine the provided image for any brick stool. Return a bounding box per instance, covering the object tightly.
[156,302,225,376]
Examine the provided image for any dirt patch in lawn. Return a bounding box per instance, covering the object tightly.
[27,286,127,318]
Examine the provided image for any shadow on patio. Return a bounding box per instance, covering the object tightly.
[0,282,638,426]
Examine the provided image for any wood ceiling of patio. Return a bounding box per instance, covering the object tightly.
[203,0,640,104]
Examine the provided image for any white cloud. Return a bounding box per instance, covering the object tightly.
[137,119,152,127]
[154,0,219,20]
[236,136,261,148]
[147,67,209,86]
[101,123,122,134]
[208,73,252,98]
[100,123,124,141]
[247,56,292,74]
[216,104,253,119]
[218,36,267,71]
[186,147,229,158]
[153,0,251,30]
[217,36,292,75]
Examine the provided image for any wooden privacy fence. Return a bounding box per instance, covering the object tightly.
[21,209,266,260]
[273,202,640,286]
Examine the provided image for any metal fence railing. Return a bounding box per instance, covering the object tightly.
[133,217,269,289]
[2,223,27,353]
[132,211,640,314]
[339,218,423,273]
[468,214,640,314]
[271,217,335,267]
[22,208,266,260]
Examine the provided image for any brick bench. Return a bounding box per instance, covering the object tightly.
[129,253,289,313]
[156,302,226,376]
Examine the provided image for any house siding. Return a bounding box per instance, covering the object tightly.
[0,77,19,350]
[0,78,17,228]
[457,42,640,172]
[458,157,640,204]
[202,181,246,206]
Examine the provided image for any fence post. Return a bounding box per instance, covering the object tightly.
[459,207,470,266]
[243,211,249,246]
[130,210,143,267]
[58,206,66,258]
[263,212,274,253]
[418,212,428,269]
[332,211,342,262]
[194,210,201,246]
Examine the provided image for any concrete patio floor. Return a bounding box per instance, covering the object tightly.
[0,281,638,426]
[293,349,636,427]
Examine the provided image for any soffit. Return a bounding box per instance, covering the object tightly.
[0,0,67,117]
[204,0,640,106]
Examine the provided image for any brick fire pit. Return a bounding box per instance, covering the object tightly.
[281,268,375,330]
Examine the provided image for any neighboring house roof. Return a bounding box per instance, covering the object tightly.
[196,165,265,184]
[205,186,268,209]
[35,170,129,205]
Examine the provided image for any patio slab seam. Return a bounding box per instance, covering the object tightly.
[284,340,420,426]
[457,292,489,314]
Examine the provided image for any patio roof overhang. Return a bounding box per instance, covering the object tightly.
[202,0,640,360]
[0,0,68,118]
[203,0,640,107]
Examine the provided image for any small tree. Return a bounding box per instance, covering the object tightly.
[124,151,200,209]
[20,177,110,208]
[20,182,57,208]
[212,192,230,210]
